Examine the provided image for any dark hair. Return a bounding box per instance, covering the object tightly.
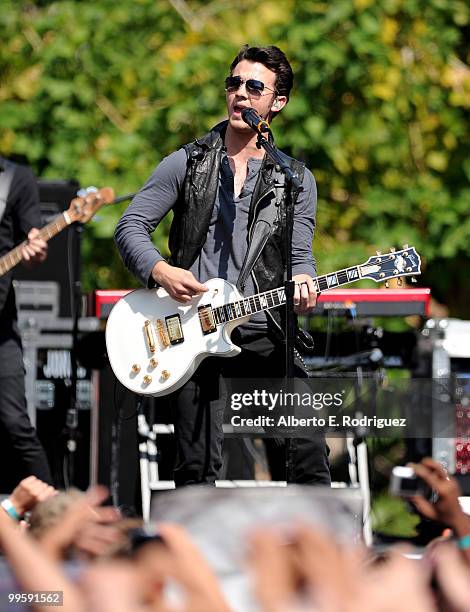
[229,45,294,100]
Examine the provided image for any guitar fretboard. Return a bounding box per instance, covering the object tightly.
[0,212,70,277]
[212,265,362,324]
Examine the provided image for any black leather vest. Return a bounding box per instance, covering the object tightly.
[168,121,305,341]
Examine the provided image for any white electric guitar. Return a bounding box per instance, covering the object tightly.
[105,246,421,397]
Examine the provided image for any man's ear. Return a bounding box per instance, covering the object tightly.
[271,96,287,112]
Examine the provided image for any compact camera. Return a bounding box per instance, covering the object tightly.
[389,466,430,498]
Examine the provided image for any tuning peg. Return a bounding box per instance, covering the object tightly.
[402,243,409,249]
[397,278,403,287]
[385,281,389,289]
[390,247,396,253]
[411,277,417,283]
[376,250,382,256]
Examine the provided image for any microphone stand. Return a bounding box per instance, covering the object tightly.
[65,219,83,487]
[254,129,303,483]
[65,188,137,486]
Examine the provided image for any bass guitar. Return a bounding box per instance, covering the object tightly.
[105,247,421,397]
[0,187,115,277]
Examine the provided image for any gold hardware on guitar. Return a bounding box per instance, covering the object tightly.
[166,315,184,344]
[144,320,156,353]
[156,319,170,348]
[198,306,217,334]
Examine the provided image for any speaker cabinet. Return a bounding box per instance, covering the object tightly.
[13,179,80,318]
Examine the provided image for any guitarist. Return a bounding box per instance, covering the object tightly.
[0,157,52,485]
[115,46,330,486]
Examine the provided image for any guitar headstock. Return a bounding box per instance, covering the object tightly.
[66,187,115,224]
[360,246,421,284]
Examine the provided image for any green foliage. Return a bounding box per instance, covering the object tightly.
[0,0,469,314]
[372,492,420,537]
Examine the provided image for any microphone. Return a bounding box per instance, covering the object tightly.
[241,108,271,133]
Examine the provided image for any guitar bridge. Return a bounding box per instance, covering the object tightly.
[198,305,216,335]
[165,314,184,345]
[155,319,170,348]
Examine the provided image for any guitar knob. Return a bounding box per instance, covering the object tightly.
[131,364,141,373]
[143,375,152,385]
[149,358,158,368]
[161,370,170,381]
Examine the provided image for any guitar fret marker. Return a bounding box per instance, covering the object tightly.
[327,274,338,287]
[347,268,359,280]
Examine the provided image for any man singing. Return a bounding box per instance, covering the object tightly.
[115,45,330,486]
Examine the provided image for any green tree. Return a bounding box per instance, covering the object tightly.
[1,0,469,315]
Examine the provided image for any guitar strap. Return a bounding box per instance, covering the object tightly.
[236,159,305,293]
[0,158,16,224]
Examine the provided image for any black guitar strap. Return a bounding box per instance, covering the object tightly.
[0,158,15,224]
[236,159,305,293]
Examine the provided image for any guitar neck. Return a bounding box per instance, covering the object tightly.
[0,211,71,277]
[212,265,362,324]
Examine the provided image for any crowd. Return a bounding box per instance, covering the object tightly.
[0,458,469,611]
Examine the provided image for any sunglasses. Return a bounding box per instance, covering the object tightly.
[224,75,276,96]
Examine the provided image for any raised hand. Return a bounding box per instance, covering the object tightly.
[410,458,469,531]
[136,522,230,612]
[9,476,57,517]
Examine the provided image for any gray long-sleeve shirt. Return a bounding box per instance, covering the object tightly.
[115,147,317,329]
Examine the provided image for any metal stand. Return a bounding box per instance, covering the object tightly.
[137,400,162,521]
[253,130,303,483]
[64,218,83,487]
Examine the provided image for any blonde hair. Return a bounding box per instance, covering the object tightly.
[28,488,84,538]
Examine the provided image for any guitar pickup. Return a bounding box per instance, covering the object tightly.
[165,314,184,345]
[198,305,216,335]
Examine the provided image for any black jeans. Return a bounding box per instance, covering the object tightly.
[0,336,52,485]
[167,330,330,486]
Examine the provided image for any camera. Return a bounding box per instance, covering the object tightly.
[389,466,430,498]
